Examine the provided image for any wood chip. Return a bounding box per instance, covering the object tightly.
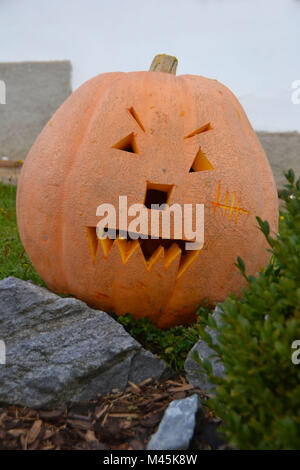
[101,412,109,427]
[42,429,56,440]
[66,419,92,431]
[85,430,98,443]
[138,378,153,387]
[27,420,42,444]
[67,413,91,422]
[41,441,55,450]
[25,409,39,419]
[108,413,139,419]
[119,420,134,430]
[20,433,28,450]
[171,391,186,399]
[140,411,163,428]
[39,409,64,421]
[8,429,27,437]
[168,384,194,392]
[95,404,109,420]
[127,381,141,393]
[0,412,7,426]
[110,393,131,405]
[29,437,42,450]
[166,379,183,386]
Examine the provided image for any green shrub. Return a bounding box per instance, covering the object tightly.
[196,169,300,449]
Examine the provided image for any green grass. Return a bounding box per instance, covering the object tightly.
[0,182,45,286]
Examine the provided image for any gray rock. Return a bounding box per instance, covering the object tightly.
[147,394,201,450]
[206,305,223,345]
[184,306,225,392]
[211,305,223,327]
[0,277,169,408]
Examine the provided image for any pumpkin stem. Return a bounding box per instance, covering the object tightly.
[149,54,178,75]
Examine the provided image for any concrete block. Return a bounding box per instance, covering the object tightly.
[0,61,71,162]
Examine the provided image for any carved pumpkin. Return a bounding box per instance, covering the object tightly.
[17,55,278,328]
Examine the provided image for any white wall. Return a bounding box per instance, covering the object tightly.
[0,0,299,131]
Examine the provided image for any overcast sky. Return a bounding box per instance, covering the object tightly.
[0,0,299,131]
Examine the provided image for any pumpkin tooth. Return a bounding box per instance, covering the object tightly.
[115,237,139,264]
[142,244,164,271]
[177,250,201,279]
[86,227,99,262]
[87,227,201,276]
[99,237,114,258]
[164,243,182,269]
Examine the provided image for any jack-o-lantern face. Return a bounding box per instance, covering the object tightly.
[17,59,278,328]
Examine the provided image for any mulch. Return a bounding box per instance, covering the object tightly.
[0,375,219,450]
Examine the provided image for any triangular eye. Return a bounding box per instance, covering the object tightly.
[189,146,214,172]
[112,132,139,154]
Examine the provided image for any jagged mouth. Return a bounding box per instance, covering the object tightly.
[86,227,201,279]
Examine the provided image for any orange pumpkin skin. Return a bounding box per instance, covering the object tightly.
[17,70,278,328]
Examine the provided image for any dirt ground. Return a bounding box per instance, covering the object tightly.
[0,376,224,451]
[1,132,299,189]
